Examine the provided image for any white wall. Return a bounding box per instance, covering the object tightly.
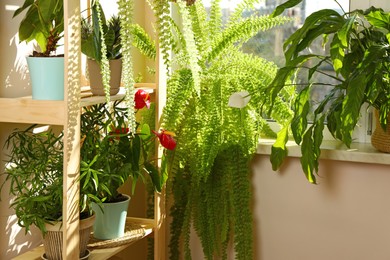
[0,1,42,259]
[351,0,390,10]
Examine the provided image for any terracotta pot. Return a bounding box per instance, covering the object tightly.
[87,59,122,96]
[371,110,390,153]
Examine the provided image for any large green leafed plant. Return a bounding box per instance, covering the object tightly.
[150,0,293,259]
[13,0,64,56]
[265,0,390,183]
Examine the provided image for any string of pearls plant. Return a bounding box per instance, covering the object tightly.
[95,0,136,132]
[117,0,136,132]
[94,0,111,107]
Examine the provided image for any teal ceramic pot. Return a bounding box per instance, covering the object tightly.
[27,57,64,100]
[91,194,131,240]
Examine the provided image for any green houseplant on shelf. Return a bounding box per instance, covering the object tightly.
[1,125,94,260]
[150,0,293,259]
[81,1,123,96]
[80,93,175,240]
[13,0,65,100]
[265,0,390,184]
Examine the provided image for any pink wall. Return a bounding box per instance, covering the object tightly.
[252,155,390,260]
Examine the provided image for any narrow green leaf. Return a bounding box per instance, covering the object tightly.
[291,85,311,144]
[271,0,303,18]
[144,162,161,192]
[270,126,289,171]
[312,115,325,173]
[300,126,317,184]
[131,135,141,172]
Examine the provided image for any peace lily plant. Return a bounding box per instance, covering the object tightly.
[265,0,390,183]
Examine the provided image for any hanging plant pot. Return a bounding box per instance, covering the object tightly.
[42,214,95,260]
[91,194,130,240]
[87,58,122,96]
[371,110,390,153]
[27,57,64,100]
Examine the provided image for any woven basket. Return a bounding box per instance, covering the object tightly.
[371,110,390,153]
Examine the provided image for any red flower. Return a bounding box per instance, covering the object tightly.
[152,130,177,150]
[134,89,151,109]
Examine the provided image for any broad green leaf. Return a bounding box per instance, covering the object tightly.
[35,32,47,53]
[283,9,343,62]
[330,15,356,73]
[292,19,343,56]
[13,0,34,18]
[270,126,289,171]
[340,73,366,147]
[330,36,344,73]
[18,5,40,42]
[140,123,151,140]
[366,10,390,31]
[337,15,356,47]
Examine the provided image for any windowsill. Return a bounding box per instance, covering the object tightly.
[257,139,390,165]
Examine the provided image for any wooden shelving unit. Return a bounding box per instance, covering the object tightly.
[13,217,155,260]
[1,0,166,259]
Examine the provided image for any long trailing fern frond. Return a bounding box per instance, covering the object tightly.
[151,0,173,73]
[177,1,202,95]
[188,1,209,60]
[130,23,156,60]
[228,0,261,24]
[205,15,292,62]
[208,0,222,41]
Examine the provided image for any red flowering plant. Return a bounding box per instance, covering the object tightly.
[80,89,176,204]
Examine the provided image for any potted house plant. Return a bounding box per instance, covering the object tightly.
[80,93,175,240]
[81,2,122,96]
[13,0,64,100]
[265,0,390,183]
[1,125,94,260]
[149,0,292,259]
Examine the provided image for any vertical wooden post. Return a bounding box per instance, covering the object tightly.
[154,43,168,259]
[63,0,82,258]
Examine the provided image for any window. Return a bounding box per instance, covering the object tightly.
[202,0,383,143]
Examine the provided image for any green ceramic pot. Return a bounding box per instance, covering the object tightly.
[91,194,130,240]
[27,56,64,100]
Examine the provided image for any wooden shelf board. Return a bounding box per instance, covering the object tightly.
[12,217,155,260]
[80,85,156,107]
[0,98,65,125]
[0,83,157,125]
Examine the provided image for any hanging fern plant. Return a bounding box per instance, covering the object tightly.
[150,0,294,259]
